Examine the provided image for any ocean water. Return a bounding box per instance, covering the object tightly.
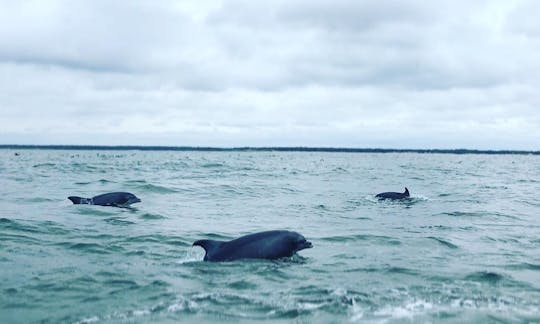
[0,149,539,323]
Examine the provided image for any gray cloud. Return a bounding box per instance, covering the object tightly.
[0,0,539,149]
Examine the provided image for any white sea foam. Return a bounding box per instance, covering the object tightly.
[167,296,199,313]
[373,299,434,319]
[175,248,205,264]
[74,316,99,324]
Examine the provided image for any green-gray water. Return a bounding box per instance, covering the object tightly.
[1,150,539,323]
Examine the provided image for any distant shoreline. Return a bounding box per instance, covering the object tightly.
[1,144,539,155]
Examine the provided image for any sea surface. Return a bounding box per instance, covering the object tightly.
[1,149,539,323]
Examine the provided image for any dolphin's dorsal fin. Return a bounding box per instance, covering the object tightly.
[404,187,410,197]
[193,240,223,261]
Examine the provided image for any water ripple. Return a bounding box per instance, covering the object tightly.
[134,183,177,193]
[2,150,540,323]
[464,271,506,284]
[320,234,401,245]
[427,237,459,249]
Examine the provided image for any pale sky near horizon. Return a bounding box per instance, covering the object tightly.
[1,0,539,149]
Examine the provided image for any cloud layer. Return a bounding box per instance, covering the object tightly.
[1,0,539,149]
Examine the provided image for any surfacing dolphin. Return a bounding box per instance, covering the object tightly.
[193,230,313,262]
[375,187,410,200]
[68,192,141,207]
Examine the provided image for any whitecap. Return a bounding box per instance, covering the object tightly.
[175,248,205,264]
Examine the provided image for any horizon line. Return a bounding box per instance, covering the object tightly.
[1,144,539,155]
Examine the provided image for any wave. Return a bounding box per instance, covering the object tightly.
[125,234,190,247]
[32,163,55,168]
[440,211,485,217]
[75,179,116,185]
[440,211,521,220]
[320,234,401,245]
[103,279,139,288]
[61,242,112,254]
[385,266,419,275]
[72,292,540,324]
[0,232,44,245]
[427,237,459,249]
[0,217,17,226]
[135,183,178,193]
[72,207,117,217]
[104,217,136,226]
[420,225,453,231]
[69,162,99,172]
[54,242,125,255]
[227,280,259,290]
[166,292,314,319]
[80,233,117,240]
[201,162,225,168]
[505,263,540,271]
[464,271,505,284]
[19,197,56,203]
[124,179,148,184]
[139,213,166,220]
[517,179,539,183]
[0,218,69,236]
[196,232,232,240]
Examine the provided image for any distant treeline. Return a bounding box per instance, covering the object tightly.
[1,145,539,155]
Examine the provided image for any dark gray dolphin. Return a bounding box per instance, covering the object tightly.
[68,192,141,207]
[375,187,410,200]
[193,230,313,262]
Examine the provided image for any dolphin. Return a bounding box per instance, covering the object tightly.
[193,230,313,262]
[375,187,410,200]
[68,192,141,207]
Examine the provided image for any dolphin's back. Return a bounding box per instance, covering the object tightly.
[196,230,299,262]
[68,192,140,207]
[376,192,404,199]
[376,187,410,200]
[221,231,292,260]
[91,192,129,206]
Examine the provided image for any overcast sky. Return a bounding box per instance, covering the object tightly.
[1,0,539,149]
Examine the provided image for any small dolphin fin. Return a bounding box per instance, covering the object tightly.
[404,187,410,197]
[68,196,90,204]
[193,239,223,261]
